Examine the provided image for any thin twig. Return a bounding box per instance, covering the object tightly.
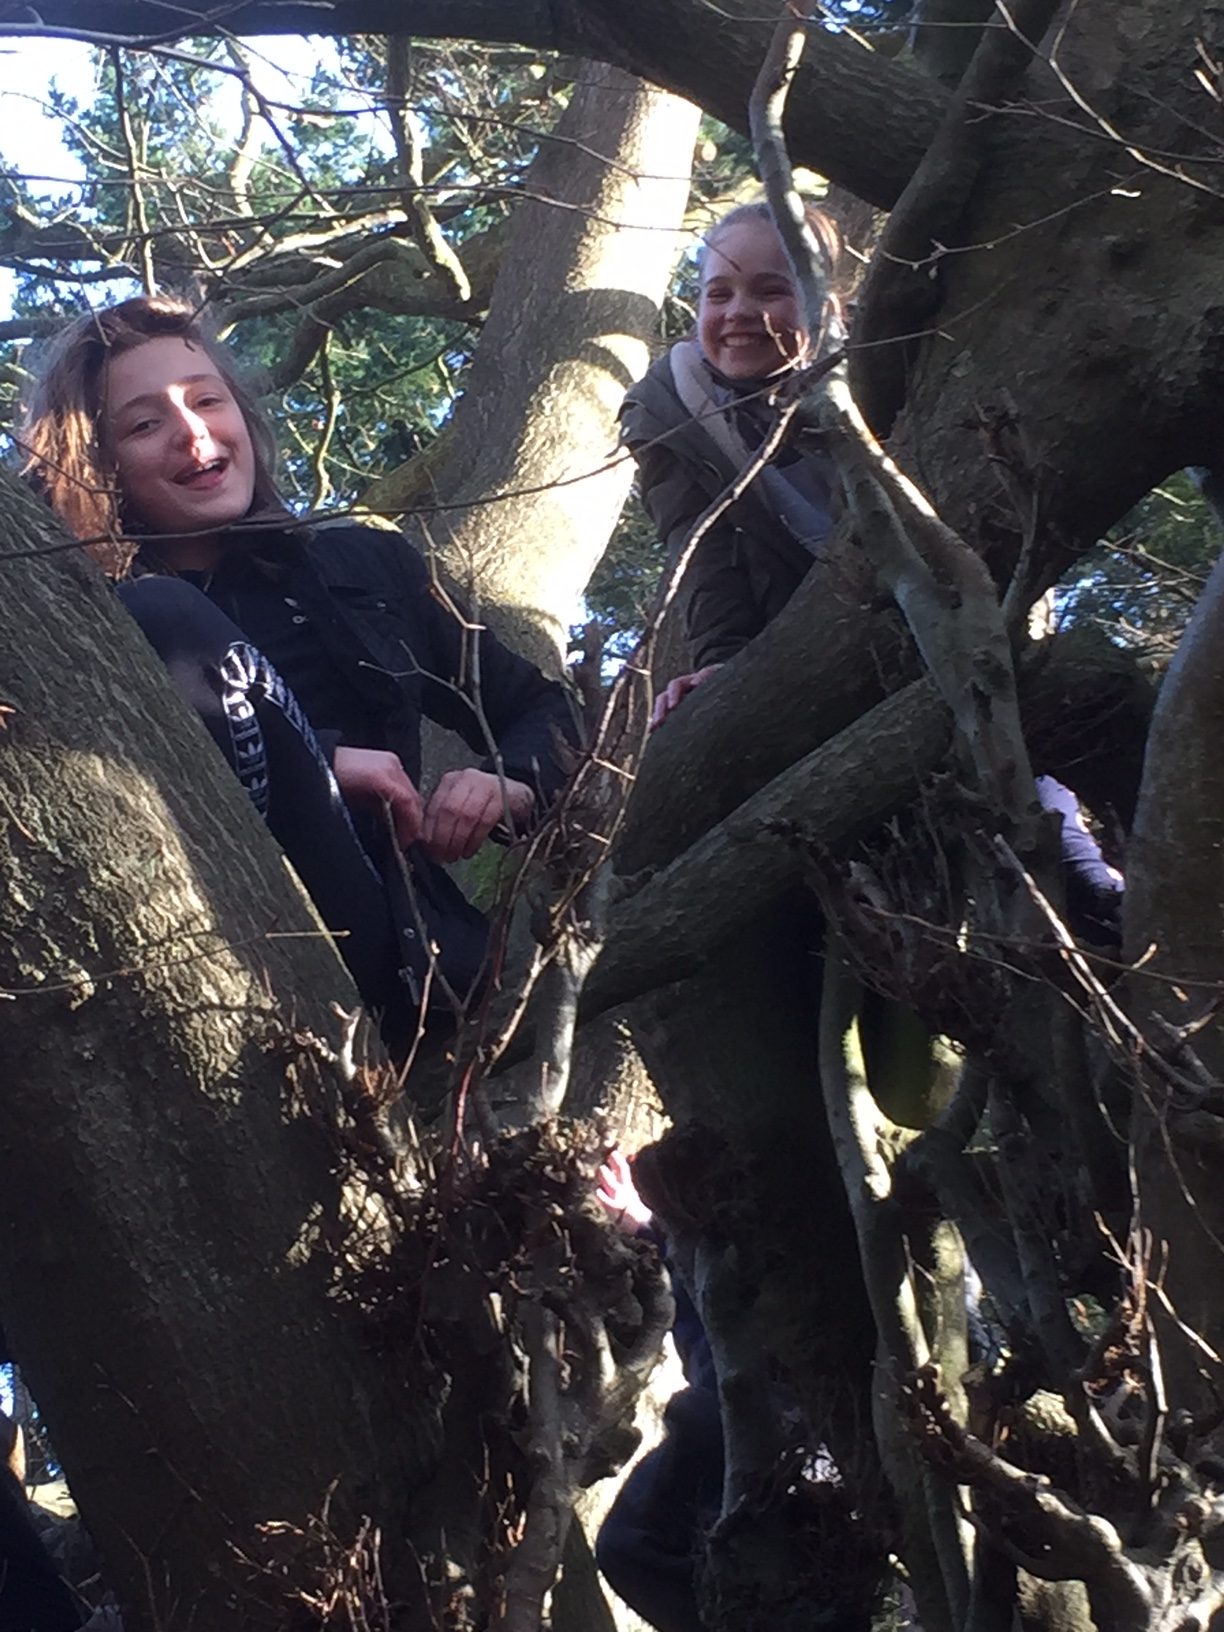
[110,48,157,295]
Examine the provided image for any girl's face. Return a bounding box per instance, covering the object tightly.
[105,336,256,556]
[698,219,806,382]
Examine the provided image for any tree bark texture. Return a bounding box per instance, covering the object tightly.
[621,581,1149,884]
[0,479,426,1629]
[1124,538,1224,1420]
[879,5,1224,574]
[629,904,885,1632]
[907,0,999,87]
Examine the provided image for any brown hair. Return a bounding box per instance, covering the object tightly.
[700,199,843,293]
[19,294,283,576]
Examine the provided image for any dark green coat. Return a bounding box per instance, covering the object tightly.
[620,349,836,669]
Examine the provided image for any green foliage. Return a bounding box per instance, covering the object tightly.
[0,35,573,506]
[1057,473,1219,664]
[583,488,666,658]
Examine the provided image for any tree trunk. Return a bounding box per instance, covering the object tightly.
[1125,538,1224,1420]
[630,904,884,1632]
[0,479,432,1627]
[395,62,698,672]
[876,4,1224,566]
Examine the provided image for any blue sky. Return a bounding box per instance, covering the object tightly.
[0,33,348,318]
[0,37,94,196]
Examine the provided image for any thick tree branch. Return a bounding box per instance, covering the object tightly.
[907,0,998,88]
[818,944,975,1631]
[852,0,1061,436]
[751,2,1036,836]
[0,209,505,353]
[529,866,610,1121]
[824,381,1036,831]
[385,34,471,304]
[11,0,948,210]
[898,1074,1032,1342]
[905,1368,1153,1627]
[217,231,485,326]
[818,952,929,1369]
[1125,535,1224,1414]
[468,678,955,1097]
[598,678,950,1003]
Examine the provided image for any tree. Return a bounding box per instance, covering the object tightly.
[0,26,697,1632]
[3,4,1224,1632]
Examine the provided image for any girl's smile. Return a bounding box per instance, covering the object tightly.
[698,219,807,382]
[106,335,257,567]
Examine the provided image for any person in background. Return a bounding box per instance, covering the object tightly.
[621,198,842,732]
[593,1152,722,1632]
[0,1407,84,1632]
[621,202,1124,939]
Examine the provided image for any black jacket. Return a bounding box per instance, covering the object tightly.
[268,521,575,804]
[179,520,578,1006]
[620,349,835,669]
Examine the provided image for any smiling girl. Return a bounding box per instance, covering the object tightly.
[21,297,577,1040]
[620,200,843,728]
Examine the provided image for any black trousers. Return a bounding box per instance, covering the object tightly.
[0,1467,83,1632]
[596,1385,723,1632]
[117,577,404,1015]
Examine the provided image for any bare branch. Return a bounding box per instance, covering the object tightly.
[905,1367,1153,1625]
[749,2,1036,836]
[307,332,339,512]
[384,35,470,305]
[223,38,263,216]
[110,49,157,294]
[2,0,949,210]
[528,865,610,1121]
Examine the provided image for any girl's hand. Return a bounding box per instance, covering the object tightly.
[333,747,423,848]
[421,769,534,862]
[595,1149,652,1232]
[649,664,724,732]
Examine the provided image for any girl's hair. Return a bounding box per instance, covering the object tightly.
[699,199,843,290]
[19,294,283,575]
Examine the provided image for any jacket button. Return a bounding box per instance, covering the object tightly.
[291,614,307,625]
